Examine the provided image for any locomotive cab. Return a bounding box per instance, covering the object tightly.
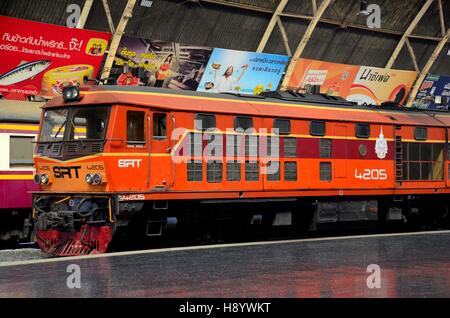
[32,86,174,255]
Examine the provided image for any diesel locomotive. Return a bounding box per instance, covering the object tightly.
[32,85,450,256]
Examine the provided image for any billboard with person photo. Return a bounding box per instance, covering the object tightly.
[197,48,289,95]
[110,36,212,91]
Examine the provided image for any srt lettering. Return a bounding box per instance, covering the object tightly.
[53,166,81,179]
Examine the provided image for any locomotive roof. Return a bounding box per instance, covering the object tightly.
[0,100,43,123]
[44,85,450,128]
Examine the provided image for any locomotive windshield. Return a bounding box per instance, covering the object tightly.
[40,106,110,142]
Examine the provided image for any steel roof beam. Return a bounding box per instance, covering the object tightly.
[198,0,442,42]
[406,27,450,107]
[438,0,446,37]
[281,0,332,88]
[102,0,116,34]
[76,0,94,29]
[100,0,137,81]
[256,0,289,53]
[277,16,292,57]
[385,0,435,69]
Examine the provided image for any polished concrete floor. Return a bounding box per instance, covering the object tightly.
[1,231,450,297]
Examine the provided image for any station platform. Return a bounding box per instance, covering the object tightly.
[1,231,450,297]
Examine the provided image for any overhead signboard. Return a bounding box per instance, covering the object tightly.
[282,58,359,97]
[347,66,418,106]
[411,74,450,110]
[197,48,289,95]
[283,58,418,106]
[110,36,213,91]
[0,16,111,100]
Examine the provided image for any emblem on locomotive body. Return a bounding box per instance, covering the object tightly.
[375,126,388,159]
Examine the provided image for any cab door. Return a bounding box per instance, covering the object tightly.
[148,111,172,190]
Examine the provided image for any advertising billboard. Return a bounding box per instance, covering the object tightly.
[0,16,111,100]
[282,58,359,97]
[411,74,450,110]
[197,48,289,95]
[110,36,212,90]
[347,66,418,106]
[283,58,418,106]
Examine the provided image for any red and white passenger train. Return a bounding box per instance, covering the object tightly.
[0,100,40,242]
[31,85,450,256]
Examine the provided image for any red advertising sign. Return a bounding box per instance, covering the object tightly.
[0,16,111,100]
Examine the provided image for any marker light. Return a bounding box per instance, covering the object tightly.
[62,86,80,102]
[85,173,94,185]
[40,174,50,185]
[34,174,41,185]
[93,173,102,185]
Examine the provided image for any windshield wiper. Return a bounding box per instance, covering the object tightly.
[53,120,67,140]
[68,116,86,148]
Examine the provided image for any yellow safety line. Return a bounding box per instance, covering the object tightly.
[0,175,34,180]
[0,124,39,131]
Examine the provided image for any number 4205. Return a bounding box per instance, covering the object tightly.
[354,169,387,180]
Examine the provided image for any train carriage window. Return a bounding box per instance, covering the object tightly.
[207,160,222,183]
[234,116,253,132]
[274,119,291,135]
[320,162,332,181]
[402,142,444,181]
[226,161,241,181]
[284,162,297,181]
[447,143,450,161]
[320,139,331,158]
[189,133,203,156]
[187,160,202,181]
[195,113,216,131]
[226,134,241,158]
[10,136,34,167]
[127,111,145,144]
[245,161,259,181]
[356,123,370,138]
[245,135,258,157]
[153,113,167,139]
[284,137,297,157]
[414,127,427,140]
[267,161,280,181]
[310,121,326,136]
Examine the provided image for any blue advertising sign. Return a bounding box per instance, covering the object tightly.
[412,74,450,110]
[197,48,289,95]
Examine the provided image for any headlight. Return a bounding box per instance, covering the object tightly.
[62,86,80,102]
[85,173,94,185]
[34,174,41,184]
[93,173,102,185]
[40,174,50,185]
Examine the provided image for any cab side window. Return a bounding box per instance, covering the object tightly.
[127,111,145,144]
[153,113,167,139]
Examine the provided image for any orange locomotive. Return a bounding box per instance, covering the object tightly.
[33,86,450,256]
